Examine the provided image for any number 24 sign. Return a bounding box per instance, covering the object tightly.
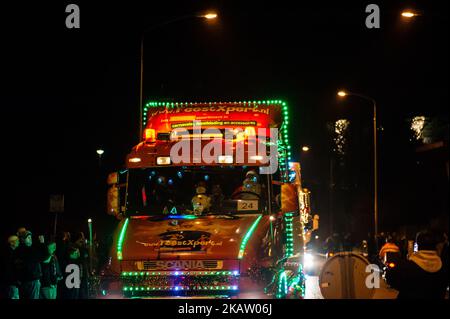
[237,200,258,211]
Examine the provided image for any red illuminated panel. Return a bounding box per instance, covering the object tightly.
[144,103,282,134]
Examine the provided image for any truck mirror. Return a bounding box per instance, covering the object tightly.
[107,172,118,185]
[107,184,119,216]
[281,183,299,213]
[106,172,119,216]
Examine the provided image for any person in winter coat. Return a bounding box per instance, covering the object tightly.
[15,231,48,299]
[385,230,448,299]
[379,235,400,262]
[40,241,63,299]
[1,236,20,299]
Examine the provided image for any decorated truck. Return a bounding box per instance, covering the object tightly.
[101,100,312,298]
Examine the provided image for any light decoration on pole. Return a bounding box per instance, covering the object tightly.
[238,215,262,259]
[334,119,350,156]
[117,218,129,260]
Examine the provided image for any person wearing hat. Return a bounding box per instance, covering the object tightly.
[232,170,262,200]
[1,235,20,299]
[15,230,48,299]
[192,181,211,215]
[16,227,27,237]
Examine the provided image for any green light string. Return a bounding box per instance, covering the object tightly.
[238,215,263,259]
[117,218,129,260]
[276,270,288,298]
[290,263,306,298]
[284,213,294,257]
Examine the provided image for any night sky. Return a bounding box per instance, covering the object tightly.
[0,1,448,239]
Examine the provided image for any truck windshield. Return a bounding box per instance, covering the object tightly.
[126,166,268,216]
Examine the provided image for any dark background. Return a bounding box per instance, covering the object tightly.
[0,0,448,241]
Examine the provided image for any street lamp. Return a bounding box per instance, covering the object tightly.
[201,12,218,19]
[302,146,310,152]
[337,90,379,237]
[401,10,419,18]
[96,149,104,166]
[139,12,218,139]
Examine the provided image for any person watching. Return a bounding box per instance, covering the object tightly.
[385,230,448,299]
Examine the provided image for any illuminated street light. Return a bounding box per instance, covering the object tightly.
[201,12,218,19]
[401,11,418,18]
[302,146,310,152]
[337,91,347,97]
[96,149,104,167]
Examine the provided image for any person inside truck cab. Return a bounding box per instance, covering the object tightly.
[151,175,176,208]
[232,170,261,200]
[210,184,224,208]
[191,181,211,215]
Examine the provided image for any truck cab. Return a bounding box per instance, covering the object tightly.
[101,100,310,298]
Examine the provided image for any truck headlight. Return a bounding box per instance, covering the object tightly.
[218,155,233,164]
[304,252,314,269]
[157,157,171,165]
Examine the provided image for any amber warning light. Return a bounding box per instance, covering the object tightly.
[144,128,156,142]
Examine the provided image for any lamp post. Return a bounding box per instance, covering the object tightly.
[139,12,218,139]
[96,149,104,167]
[337,90,379,237]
